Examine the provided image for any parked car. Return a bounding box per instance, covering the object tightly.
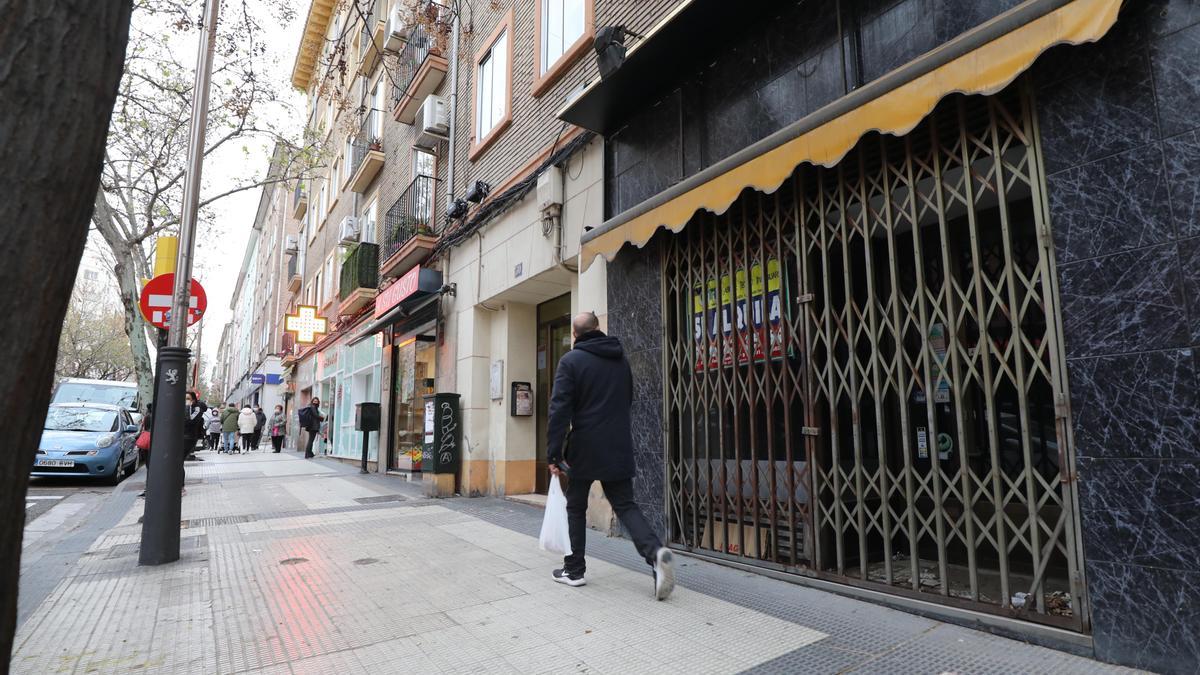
[51,378,140,413]
[33,403,140,484]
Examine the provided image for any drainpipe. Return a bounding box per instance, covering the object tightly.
[445,8,460,210]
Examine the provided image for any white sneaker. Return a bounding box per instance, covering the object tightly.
[552,568,586,587]
[653,548,675,601]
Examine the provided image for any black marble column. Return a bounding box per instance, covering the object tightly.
[1036,3,1200,672]
[606,237,667,541]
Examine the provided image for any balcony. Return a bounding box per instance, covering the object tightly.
[349,109,385,193]
[287,254,301,293]
[391,23,448,124]
[381,174,440,278]
[357,0,386,76]
[292,181,307,219]
[280,332,296,366]
[338,242,380,315]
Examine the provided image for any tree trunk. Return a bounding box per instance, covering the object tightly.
[0,0,133,667]
[114,244,156,407]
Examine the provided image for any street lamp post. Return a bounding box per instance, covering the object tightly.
[140,0,222,566]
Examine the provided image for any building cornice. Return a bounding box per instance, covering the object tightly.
[290,0,338,91]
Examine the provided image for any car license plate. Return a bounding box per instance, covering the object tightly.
[35,459,74,468]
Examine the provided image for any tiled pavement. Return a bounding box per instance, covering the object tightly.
[13,451,1148,674]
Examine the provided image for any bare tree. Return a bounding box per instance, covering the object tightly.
[92,0,322,408]
[0,0,134,665]
[56,284,138,382]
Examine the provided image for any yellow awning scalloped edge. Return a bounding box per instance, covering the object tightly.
[580,0,1124,271]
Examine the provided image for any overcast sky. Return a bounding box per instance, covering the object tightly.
[175,5,305,378]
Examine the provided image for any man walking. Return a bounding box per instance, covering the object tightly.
[299,397,325,459]
[546,312,675,600]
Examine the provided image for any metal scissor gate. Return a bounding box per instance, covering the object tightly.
[662,83,1087,631]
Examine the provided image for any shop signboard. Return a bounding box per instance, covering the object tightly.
[693,258,787,372]
[375,265,442,318]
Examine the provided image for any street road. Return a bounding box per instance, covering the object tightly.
[19,472,143,624]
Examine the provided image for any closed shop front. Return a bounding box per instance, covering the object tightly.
[660,86,1086,629]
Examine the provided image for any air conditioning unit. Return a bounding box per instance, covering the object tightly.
[284,235,298,255]
[414,95,449,151]
[537,165,564,213]
[384,5,410,51]
[338,216,359,244]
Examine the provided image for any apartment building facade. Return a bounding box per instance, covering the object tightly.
[280,0,664,501]
[222,150,298,418]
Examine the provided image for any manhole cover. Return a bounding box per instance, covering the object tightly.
[279,557,309,566]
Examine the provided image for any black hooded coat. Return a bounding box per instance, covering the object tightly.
[545,330,636,481]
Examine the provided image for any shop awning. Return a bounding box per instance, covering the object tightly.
[349,291,440,345]
[579,0,1124,271]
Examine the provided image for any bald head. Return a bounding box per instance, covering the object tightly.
[572,311,599,338]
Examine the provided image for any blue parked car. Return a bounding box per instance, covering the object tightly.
[33,403,140,484]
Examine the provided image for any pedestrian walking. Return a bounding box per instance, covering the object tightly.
[184,392,206,462]
[205,407,221,450]
[220,402,240,453]
[545,312,675,600]
[268,404,286,453]
[298,397,325,459]
[253,405,266,449]
[137,403,153,497]
[237,405,257,452]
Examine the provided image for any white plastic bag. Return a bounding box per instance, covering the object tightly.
[539,478,573,555]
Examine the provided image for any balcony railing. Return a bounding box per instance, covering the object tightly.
[391,23,435,107]
[281,331,296,358]
[292,181,307,218]
[351,110,381,174]
[357,0,386,72]
[383,174,440,263]
[339,242,380,302]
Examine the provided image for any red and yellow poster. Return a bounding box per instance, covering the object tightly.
[693,258,787,372]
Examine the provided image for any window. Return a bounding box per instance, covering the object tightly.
[323,255,336,303]
[413,148,435,179]
[535,0,592,96]
[314,270,323,305]
[361,196,377,244]
[471,12,512,160]
[84,269,100,282]
[371,80,383,135]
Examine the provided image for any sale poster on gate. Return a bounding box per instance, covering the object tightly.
[693,258,787,372]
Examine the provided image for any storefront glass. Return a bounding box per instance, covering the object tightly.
[389,321,436,472]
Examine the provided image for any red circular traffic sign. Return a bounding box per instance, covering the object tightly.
[139,274,207,329]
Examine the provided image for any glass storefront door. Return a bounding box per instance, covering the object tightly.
[535,294,573,494]
[389,324,436,472]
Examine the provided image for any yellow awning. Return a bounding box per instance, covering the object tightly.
[580,0,1124,270]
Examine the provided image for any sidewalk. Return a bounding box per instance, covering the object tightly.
[13,451,1145,674]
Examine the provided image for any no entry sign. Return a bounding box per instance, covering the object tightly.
[139,273,207,329]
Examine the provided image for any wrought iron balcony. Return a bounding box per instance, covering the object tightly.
[292,181,307,219]
[338,242,380,314]
[349,109,384,193]
[381,174,440,278]
[357,0,386,75]
[391,18,449,124]
[280,331,296,362]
